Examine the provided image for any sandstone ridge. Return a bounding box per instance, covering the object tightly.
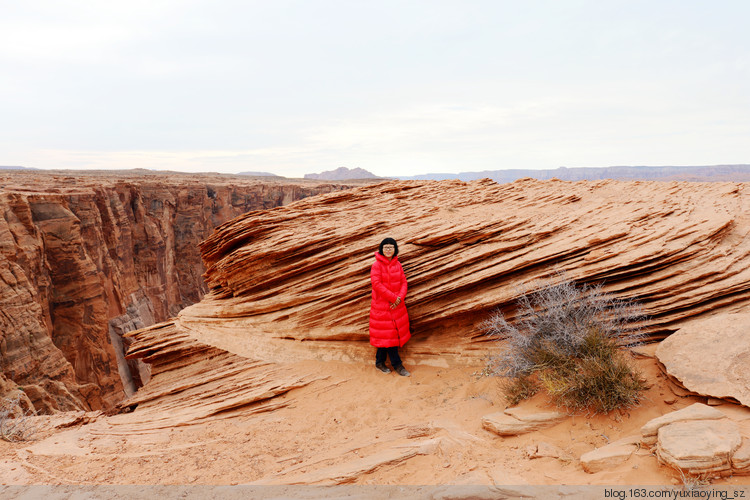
[125,178,750,418]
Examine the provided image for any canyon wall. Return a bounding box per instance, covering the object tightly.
[0,171,355,413]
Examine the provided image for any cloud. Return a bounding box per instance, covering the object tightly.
[1,1,748,176]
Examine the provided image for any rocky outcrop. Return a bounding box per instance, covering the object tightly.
[580,435,640,473]
[655,313,750,407]
[482,409,566,437]
[123,178,750,422]
[0,171,353,413]
[657,419,742,476]
[641,404,749,476]
[641,403,726,446]
[121,321,318,428]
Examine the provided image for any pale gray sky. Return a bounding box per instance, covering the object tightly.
[1,0,748,177]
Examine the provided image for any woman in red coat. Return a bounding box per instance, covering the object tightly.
[369,237,411,376]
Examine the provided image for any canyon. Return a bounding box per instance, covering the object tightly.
[0,170,361,414]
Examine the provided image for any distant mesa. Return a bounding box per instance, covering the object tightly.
[237,171,282,177]
[0,165,36,170]
[304,167,381,180]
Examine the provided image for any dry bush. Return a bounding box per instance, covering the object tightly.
[1,394,39,442]
[483,276,647,413]
[502,375,540,407]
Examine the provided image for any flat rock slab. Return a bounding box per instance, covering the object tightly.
[641,403,726,446]
[503,407,567,423]
[580,435,640,473]
[656,419,742,475]
[483,409,566,436]
[656,313,750,407]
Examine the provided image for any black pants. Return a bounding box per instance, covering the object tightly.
[375,347,402,368]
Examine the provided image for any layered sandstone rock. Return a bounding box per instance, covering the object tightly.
[126,178,750,422]
[640,403,726,446]
[0,171,354,413]
[641,404,749,476]
[579,435,640,473]
[194,178,750,344]
[657,419,742,476]
[482,409,567,436]
[655,313,750,407]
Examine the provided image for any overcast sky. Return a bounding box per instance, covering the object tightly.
[1,0,748,177]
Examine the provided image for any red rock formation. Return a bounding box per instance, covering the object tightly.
[0,171,354,413]
[196,178,750,341]
[124,178,750,419]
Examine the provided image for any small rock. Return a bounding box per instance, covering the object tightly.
[656,419,742,475]
[707,398,724,406]
[482,409,566,436]
[580,435,640,474]
[580,438,638,473]
[504,407,567,424]
[641,403,726,446]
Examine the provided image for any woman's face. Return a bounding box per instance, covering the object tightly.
[382,244,395,259]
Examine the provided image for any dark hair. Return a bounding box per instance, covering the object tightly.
[378,237,399,257]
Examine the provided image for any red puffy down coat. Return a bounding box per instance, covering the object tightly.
[369,252,411,348]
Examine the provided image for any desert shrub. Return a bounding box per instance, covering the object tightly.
[502,375,540,407]
[483,277,647,413]
[0,394,39,442]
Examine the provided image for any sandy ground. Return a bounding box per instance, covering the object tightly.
[2,345,750,491]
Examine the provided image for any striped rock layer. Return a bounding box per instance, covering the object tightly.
[125,178,750,416]
[0,170,352,412]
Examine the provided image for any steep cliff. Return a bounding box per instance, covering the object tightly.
[0,171,354,413]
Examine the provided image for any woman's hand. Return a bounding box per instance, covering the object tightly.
[390,296,402,309]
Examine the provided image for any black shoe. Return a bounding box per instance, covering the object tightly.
[376,362,391,373]
[395,365,410,377]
